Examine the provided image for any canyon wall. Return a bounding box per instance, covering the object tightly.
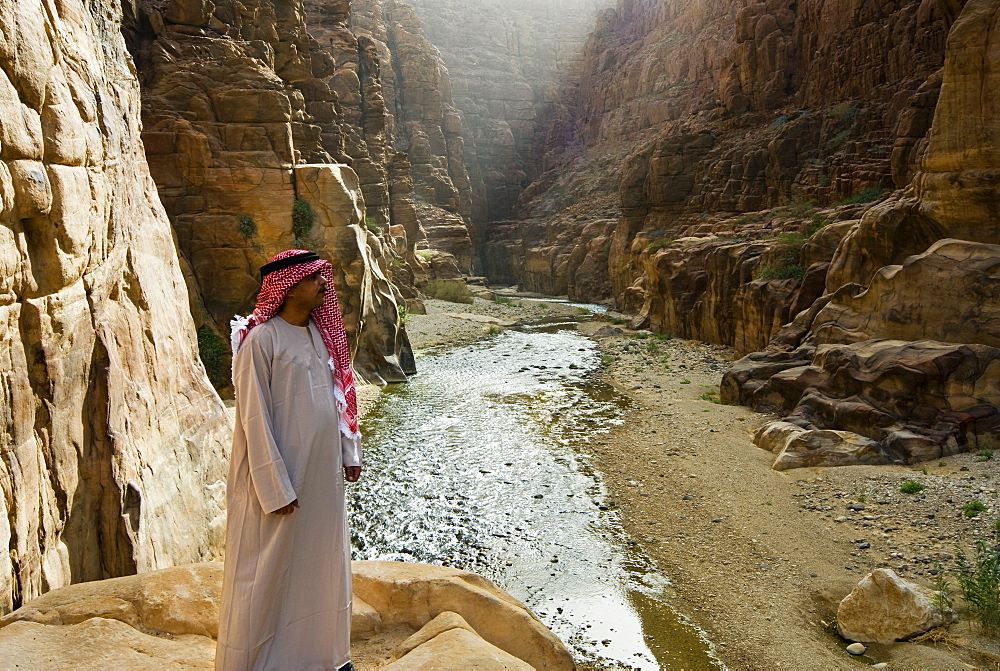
[724,0,1000,467]
[399,0,612,232]
[0,0,230,612]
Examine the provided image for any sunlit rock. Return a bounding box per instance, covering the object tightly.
[838,569,957,644]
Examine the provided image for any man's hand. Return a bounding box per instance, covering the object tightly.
[274,499,299,515]
[345,466,361,483]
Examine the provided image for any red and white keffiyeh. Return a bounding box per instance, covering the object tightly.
[230,249,359,440]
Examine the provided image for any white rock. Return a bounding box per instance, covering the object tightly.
[846,642,867,655]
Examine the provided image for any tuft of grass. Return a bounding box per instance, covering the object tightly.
[398,304,408,323]
[900,480,925,494]
[292,196,314,243]
[487,325,501,335]
[953,523,1000,634]
[963,501,987,518]
[921,466,929,475]
[416,250,434,262]
[975,450,994,462]
[633,332,651,340]
[197,325,228,390]
[700,390,721,404]
[423,280,474,304]
[364,216,381,233]
[680,379,691,385]
[855,493,867,503]
[931,563,954,618]
[237,214,257,239]
[494,295,514,305]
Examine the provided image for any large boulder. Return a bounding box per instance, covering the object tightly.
[0,561,574,669]
[837,569,957,644]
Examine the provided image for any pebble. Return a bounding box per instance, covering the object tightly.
[846,642,866,655]
[858,542,871,549]
[712,518,723,523]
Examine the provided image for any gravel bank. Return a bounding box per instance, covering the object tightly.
[583,319,1000,669]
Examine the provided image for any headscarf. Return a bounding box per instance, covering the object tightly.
[230,249,359,440]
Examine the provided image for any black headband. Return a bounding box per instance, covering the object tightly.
[259,251,321,279]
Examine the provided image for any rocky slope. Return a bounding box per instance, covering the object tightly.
[0,0,230,613]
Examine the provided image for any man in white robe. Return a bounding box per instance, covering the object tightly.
[217,250,362,671]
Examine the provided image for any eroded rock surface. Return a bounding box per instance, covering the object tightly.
[130,0,418,386]
[0,562,574,669]
[0,0,230,614]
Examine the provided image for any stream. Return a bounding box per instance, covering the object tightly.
[348,306,721,669]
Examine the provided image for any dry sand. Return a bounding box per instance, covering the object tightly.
[393,297,1000,670]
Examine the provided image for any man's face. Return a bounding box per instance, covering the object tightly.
[286,271,328,310]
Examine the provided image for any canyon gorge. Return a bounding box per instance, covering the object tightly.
[1,0,998,665]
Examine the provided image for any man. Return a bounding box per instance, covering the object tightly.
[216,249,361,671]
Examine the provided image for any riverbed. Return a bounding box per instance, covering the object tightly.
[348,302,720,669]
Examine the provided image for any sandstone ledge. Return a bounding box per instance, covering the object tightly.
[0,561,572,670]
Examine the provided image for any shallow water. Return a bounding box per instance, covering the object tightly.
[348,311,720,668]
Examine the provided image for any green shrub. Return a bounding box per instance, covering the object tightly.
[646,236,675,253]
[899,480,925,494]
[700,390,720,404]
[398,304,408,323]
[758,263,806,281]
[953,523,1000,634]
[416,250,434,262]
[494,295,513,305]
[805,214,832,236]
[292,196,314,243]
[423,280,474,304]
[830,129,851,150]
[237,214,257,239]
[838,186,885,205]
[975,449,994,462]
[197,325,228,390]
[819,174,832,188]
[365,216,381,233]
[964,501,988,518]
[829,102,858,124]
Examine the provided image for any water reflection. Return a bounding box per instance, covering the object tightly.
[349,319,719,668]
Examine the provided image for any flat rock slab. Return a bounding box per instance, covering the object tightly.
[444,312,518,327]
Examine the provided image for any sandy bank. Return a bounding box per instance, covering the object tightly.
[583,320,1000,670]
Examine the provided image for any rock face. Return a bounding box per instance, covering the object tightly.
[0,0,230,613]
[723,0,1000,467]
[0,562,574,669]
[129,0,419,386]
[837,568,957,644]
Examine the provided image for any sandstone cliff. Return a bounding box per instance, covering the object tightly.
[723,0,1000,467]
[491,0,949,326]
[128,0,425,386]
[0,0,230,612]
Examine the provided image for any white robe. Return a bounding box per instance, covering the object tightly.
[217,316,361,670]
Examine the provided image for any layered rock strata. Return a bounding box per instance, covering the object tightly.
[492,0,948,333]
[0,562,574,669]
[130,0,417,385]
[0,0,230,612]
[723,0,1000,467]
